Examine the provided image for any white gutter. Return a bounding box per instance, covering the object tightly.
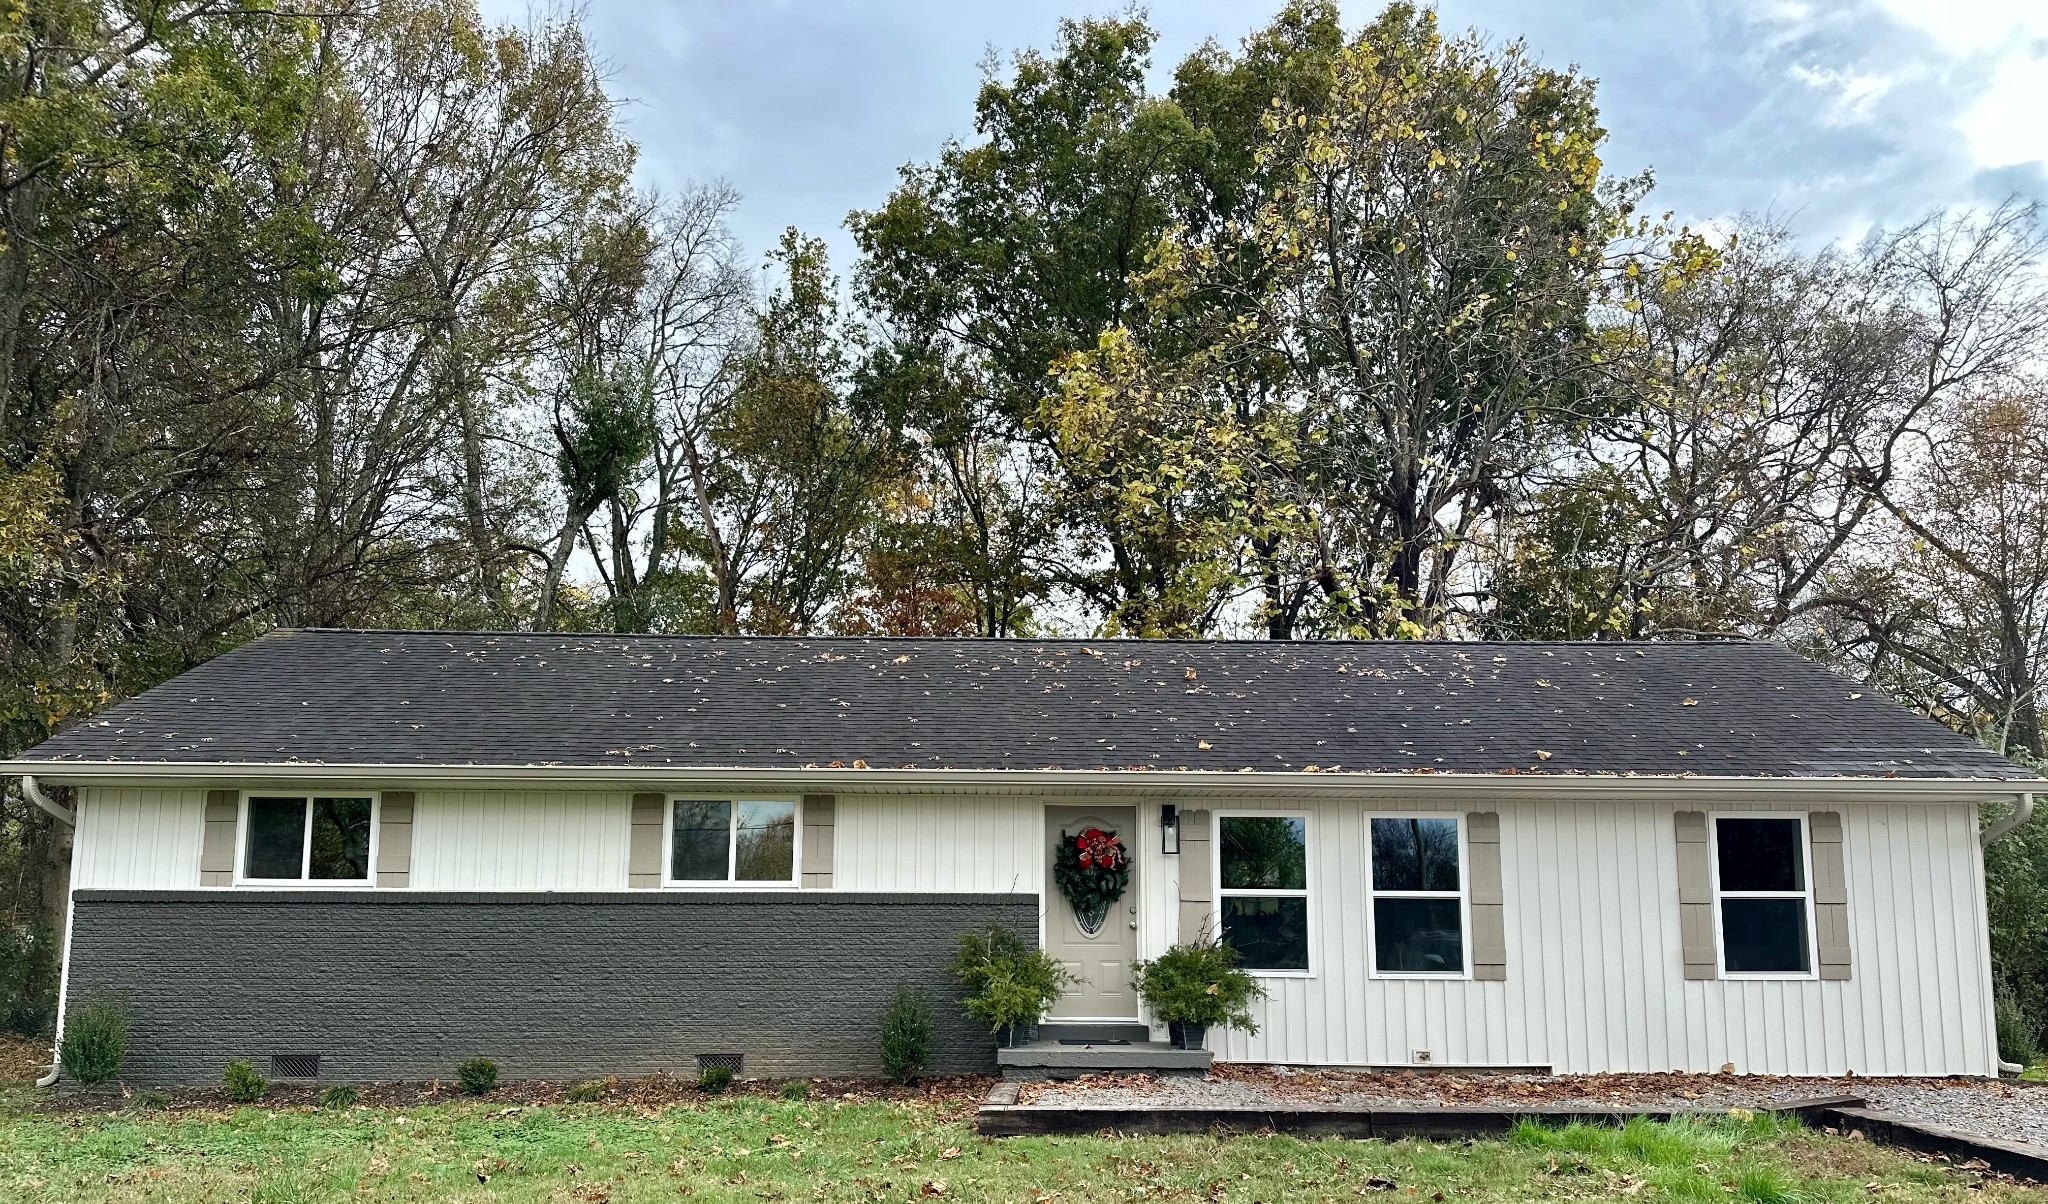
[18,775,74,826]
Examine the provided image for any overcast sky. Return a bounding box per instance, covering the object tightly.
[483,0,2048,277]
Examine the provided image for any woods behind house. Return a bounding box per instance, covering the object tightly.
[2,1,2045,1054]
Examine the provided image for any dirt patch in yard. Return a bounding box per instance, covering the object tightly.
[44,1071,995,1117]
[0,1034,48,1084]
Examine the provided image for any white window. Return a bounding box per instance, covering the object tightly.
[1215,813,1311,974]
[239,794,375,884]
[666,798,799,886]
[1367,815,1467,976]
[1712,815,1814,977]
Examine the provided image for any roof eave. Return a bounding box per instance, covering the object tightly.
[3,760,2029,802]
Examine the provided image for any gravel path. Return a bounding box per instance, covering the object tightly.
[1019,1068,2048,1148]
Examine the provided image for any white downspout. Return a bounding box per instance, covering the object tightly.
[1984,793,2035,1074]
[18,777,73,1087]
[21,775,74,826]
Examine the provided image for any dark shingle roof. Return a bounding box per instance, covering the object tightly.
[11,629,2028,778]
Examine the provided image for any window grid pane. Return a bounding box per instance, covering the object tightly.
[245,797,307,879]
[1716,818,1804,892]
[1220,896,1309,971]
[735,801,796,881]
[671,800,733,881]
[1370,817,1460,892]
[308,797,373,880]
[1373,897,1466,973]
[1219,816,1307,890]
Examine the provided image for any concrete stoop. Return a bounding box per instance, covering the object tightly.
[995,1022,1212,1080]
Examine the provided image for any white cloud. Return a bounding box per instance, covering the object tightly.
[1956,44,2048,168]
[1868,0,2044,55]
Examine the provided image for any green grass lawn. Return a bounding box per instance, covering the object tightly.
[0,1082,2035,1203]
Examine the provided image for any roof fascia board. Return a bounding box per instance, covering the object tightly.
[4,761,2026,804]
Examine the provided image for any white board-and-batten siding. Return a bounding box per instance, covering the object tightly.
[68,784,1997,1077]
[1194,796,1995,1078]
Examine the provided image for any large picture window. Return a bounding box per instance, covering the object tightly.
[241,795,374,883]
[668,799,798,885]
[1713,816,1813,975]
[1368,815,1466,975]
[1217,814,1310,973]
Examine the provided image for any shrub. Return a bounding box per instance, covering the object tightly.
[222,1058,268,1103]
[948,927,1073,1033]
[1997,982,2043,1066]
[0,925,58,1037]
[697,1064,734,1093]
[320,1084,360,1109]
[879,985,936,1083]
[60,992,130,1085]
[1130,936,1266,1033]
[128,1089,171,1111]
[457,1057,498,1095]
[779,1079,810,1101]
[566,1079,608,1103]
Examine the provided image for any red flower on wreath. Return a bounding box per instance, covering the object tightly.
[1074,827,1126,871]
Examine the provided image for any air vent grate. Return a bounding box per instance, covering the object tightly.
[271,1053,321,1080]
[695,1052,744,1074]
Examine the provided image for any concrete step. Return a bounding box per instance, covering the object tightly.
[1036,1021,1154,1045]
[997,1039,1213,1080]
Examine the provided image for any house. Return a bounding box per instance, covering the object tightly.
[5,628,2031,1086]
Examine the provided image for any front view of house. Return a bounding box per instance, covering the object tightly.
[6,630,2029,1085]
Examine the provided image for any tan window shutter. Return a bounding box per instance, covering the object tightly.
[629,793,665,889]
[801,794,835,888]
[1675,810,1717,980]
[1177,808,1213,943]
[1809,810,1851,980]
[376,792,415,888]
[200,790,237,886]
[1466,811,1507,980]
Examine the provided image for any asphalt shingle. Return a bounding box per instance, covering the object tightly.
[11,629,2027,778]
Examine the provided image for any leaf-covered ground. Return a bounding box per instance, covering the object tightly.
[0,1075,2039,1204]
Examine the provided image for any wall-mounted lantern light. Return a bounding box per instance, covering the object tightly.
[1161,803,1181,855]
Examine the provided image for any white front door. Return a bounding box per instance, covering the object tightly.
[1045,805,1140,1020]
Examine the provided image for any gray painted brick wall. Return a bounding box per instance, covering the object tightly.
[67,890,1038,1086]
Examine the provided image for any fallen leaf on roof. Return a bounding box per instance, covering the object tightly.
[891,655,909,664]
[1197,740,1213,749]
[852,759,869,769]
[1681,698,1698,706]
[1536,750,1552,760]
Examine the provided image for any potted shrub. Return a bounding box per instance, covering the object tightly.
[948,926,1074,1047]
[1131,936,1266,1050]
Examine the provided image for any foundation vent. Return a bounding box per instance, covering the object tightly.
[695,1052,745,1075]
[271,1053,322,1080]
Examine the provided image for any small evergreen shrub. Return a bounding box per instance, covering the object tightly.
[128,1089,171,1111]
[779,1079,810,1101]
[1130,935,1266,1033]
[948,927,1074,1034]
[1997,982,2043,1066]
[319,1084,360,1109]
[222,1058,268,1103]
[457,1057,498,1095]
[879,985,936,1083]
[566,1079,608,1103]
[0,925,58,1037]
[60,992,130,1085]
[697,1064,734,1093]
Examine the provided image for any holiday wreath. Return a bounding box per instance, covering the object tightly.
[1053,827,1132,935]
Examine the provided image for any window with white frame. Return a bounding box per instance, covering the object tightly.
[1368,815,1465,974]
[242,795,374,882]
[1217,814,1310,972]
[1713,815,1812,975]
[668,799,798,885]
